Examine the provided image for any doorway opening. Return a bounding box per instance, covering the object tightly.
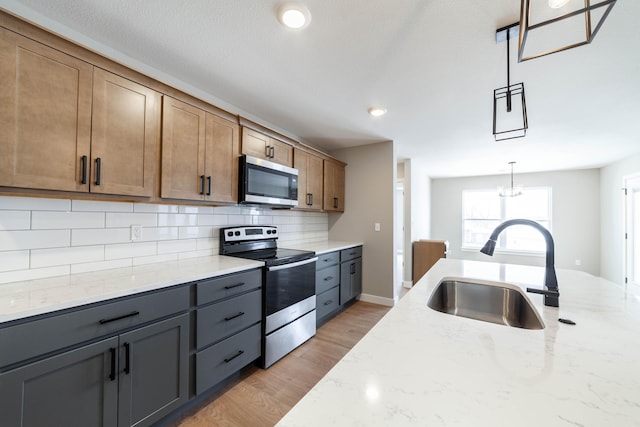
[624,174,640,288]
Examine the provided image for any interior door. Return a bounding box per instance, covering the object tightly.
[625,175,640,287]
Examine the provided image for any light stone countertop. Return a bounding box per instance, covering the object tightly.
[0,256,263,324]
[288,241,363,255]
[277,258,640,426]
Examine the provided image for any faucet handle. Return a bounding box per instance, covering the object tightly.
[526,287,560,308]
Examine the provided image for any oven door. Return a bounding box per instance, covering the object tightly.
[264,257,317,318]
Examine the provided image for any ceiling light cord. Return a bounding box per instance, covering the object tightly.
[506,29,512,113]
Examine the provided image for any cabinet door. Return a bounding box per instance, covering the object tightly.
[269,138,293,167]
[91,69,159,197]
[340,258,362,305]
[294,149,310,208]
[160,96,206,200]
[241,127,270,161]
[205,113,240,203]
[0,27,92,192]
[117,314,189,427]
[0,336,118,427]
[294,149,324,210]
[323,160,345,212]
[307,152,324,210]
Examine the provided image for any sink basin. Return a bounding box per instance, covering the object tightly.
[427,277,545,330]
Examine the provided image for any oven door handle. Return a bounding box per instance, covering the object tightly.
[267,257,318,271]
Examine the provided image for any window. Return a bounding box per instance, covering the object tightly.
[462,187,552,253]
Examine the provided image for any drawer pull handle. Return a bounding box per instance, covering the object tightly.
[324,300,333,306]
[224,350,245,363]
[109,348,116,381]
[99,311,140,325]
[224,312,245,321]
[224,282,245,290]
[124,342,131,375]
[324,276,333,281]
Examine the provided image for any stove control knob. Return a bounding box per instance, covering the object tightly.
[234,231,241,236]
[227,231,233,237]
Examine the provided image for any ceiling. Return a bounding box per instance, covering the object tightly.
[2,0,639,177]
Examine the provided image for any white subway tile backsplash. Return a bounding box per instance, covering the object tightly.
[158,214,198,227]
[0,196,328,284]
[0,196,70,211]
[105,242,157,260]
[71,258,132,275]
[0,250,30,272]
[0,265,70,285]
[32,211,105,229]
[72,200,133,212]
[72,228,131,246]
[31,245,104,268]
[106,213,157,228]
[0,211,31,230]
[157,239,197,254]
[0,230,71,251]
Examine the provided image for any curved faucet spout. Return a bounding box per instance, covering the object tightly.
[480,219,559,307]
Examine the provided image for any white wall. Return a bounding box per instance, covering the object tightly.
[431,168,601,276]
[0,196,328,285]
[600,152,640,283]
[328,141,395,305]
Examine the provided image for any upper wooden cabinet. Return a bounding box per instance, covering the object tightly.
[161,96,239,203]
[241,127,293,167]
[0,28,159,196]
[294,148,323,211]
[0,27,92,192]
[91,68,159,197]
[323,160,345,212]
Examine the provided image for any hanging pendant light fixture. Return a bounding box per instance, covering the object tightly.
[498,162,523,197]
[518,0,617,62]
[493,23,528,141]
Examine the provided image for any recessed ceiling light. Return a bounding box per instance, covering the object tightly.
[278,4,311,29]
[368,107,387,117]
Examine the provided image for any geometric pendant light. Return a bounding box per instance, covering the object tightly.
[518,0,617,62]
[498,161,523,197]
[493,23,528,141]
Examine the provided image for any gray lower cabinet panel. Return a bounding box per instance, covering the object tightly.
[316,264,339,294]
[195,323,261,395]
[316,287,339,321]
[0,336,119,427]
[196,290,262,349]
[118,314,189,427]
[196,269,262,306]
[340,256,362,305]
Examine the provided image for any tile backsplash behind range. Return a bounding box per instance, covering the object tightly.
[0,196,328,285]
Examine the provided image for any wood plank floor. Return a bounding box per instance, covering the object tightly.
[171,301,391,427]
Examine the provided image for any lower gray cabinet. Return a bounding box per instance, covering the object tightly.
[0,313,189,427]
[340,247,362,305]
[0,336,119,427]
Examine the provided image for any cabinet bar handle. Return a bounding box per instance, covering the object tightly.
[224,282,245,290]
[224,311,245,321]
[269,146,275,158]
[333,197,338,209]
[109,348,116,381]
[207,176,212,196]
[324,276,333,281]
[324,300,333,305]
[200,175,205,195]
[80,155,87,184]
[224,350,245,363]
[95,158,102,185]
[265,145,271,157]
[310,193,313,206]
[124,342,131,375]
[350,263,356,274]
[99,311,140,324]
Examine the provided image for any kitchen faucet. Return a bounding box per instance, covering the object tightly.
[480,219,559,307]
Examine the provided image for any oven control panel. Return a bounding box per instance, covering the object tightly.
[221,226,278,242]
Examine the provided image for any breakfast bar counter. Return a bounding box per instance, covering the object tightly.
[277,259,640,426]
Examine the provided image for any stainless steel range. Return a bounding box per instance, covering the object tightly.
[220,226,317,368]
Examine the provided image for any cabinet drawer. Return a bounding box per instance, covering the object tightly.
[196,269,262,305]
[317,251,339,267]
[316,287,339,321]
[195,323,261,394]
[340,246,362,262]
[196,289,262,349]
[316,264,339,294]
[0,285,189,369]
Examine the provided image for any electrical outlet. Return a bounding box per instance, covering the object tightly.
[131,224,142,241]
[575,259,581,266]
[374,223,381,232]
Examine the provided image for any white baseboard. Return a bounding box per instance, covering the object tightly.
[402,280,413,288]
[358,293,395,307]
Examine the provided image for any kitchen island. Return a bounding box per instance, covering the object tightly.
[277,259,640,426]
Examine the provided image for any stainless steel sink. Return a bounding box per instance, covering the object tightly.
[427,278,545,330]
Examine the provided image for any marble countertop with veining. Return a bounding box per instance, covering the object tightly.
[278,258,640,426]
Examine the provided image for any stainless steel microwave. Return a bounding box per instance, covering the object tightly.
[239,155,299,207]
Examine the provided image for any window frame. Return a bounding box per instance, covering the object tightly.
[461,186,553,255]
